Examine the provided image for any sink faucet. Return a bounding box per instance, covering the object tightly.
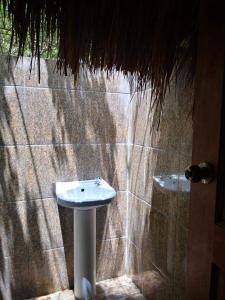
[95,177,101,186]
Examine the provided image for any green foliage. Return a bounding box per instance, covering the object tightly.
[0,6,58,59]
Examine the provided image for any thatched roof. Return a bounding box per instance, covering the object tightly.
[1,0,199,100]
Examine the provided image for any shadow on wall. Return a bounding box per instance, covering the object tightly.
[0,56,126,299]
[128,83,193,299]
[0,57,55,299]
[47,66,121,287]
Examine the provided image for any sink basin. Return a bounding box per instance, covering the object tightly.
[153,174,190,193]
[55,178,116,209]
[55,178,116,299]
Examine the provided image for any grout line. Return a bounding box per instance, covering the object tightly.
[127,237,140,250]
[125,92,133,273]
[128,191,171,219]
[0,197,54,204]
[96,236,126,243]
[3,246,65,259]
[130,143,165,151]
[127,233,169,282]
[3,238,127,258]
[130,142,191,156]
[128,191,150,206]
[125,191,129,272]
[0,190,128,204]
[150,261,169,280]
[42,246,65,253]
[96,236,126,242]
[1,84,131,95]
[0,142,128,148]
[128,190,189,227]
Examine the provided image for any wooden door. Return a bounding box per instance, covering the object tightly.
[186,0,225,299]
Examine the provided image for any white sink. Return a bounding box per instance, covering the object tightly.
[153,174,190,193]
[55,178,116,299]
[55,178,116,209]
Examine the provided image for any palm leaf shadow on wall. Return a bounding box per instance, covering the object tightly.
[0,55,126,299]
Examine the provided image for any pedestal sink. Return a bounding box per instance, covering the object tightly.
[55,178,116,299]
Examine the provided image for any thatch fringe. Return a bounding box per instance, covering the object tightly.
[1,0,199,101]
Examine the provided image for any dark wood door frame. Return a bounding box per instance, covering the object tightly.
[186,0,225,299]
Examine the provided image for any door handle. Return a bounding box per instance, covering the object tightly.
[185,162,215,184]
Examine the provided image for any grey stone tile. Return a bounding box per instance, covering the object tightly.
[24,58,68,89]
[144,148,158,205]
[75,144,128,191]
[172,225,188,299]
[81,91,129,144]
[0,200,68,298]
[0,86,26,145]
[153,149,181,177]
[0,144,77,201]
[150,81,193,152]
[141,213,175,278]
[127,194,151,249]
[24,58,131,93]
[149,188,176,219]
[150,117,182,151]
[131,91,154,147]
[126,239,171,299]
[26,199,63,251]
[21,144,82,200]
[67,67,131,94]
[97,191,127,240]
[0,146,27,202]
[0,198,63,260]
[96,238,126,281]
[0,56,24,87]
[0,256,12,300]
[128,194,176,277]
[28,248,69,298]
[20,88,129,145]
[174,192,190,230]
[55,205,74,288]
[22,88,66,145]
[0,143,127,202]
[58,206,73,247]
[179,153,192,174]
[0,254,32,300]
[10,255,32,300]
[129,145,145,199]
[0,201,29,257]
[1,146,32,200]
[58,91,129,144]
[126,241,142,292]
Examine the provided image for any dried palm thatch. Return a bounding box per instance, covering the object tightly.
[0,0,199,102]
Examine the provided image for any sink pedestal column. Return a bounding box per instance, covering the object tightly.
[74,208,96,299]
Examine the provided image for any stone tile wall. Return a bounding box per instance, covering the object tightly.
[127,82,193,299]
[0,55,193,300]
[0,56,130,300]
